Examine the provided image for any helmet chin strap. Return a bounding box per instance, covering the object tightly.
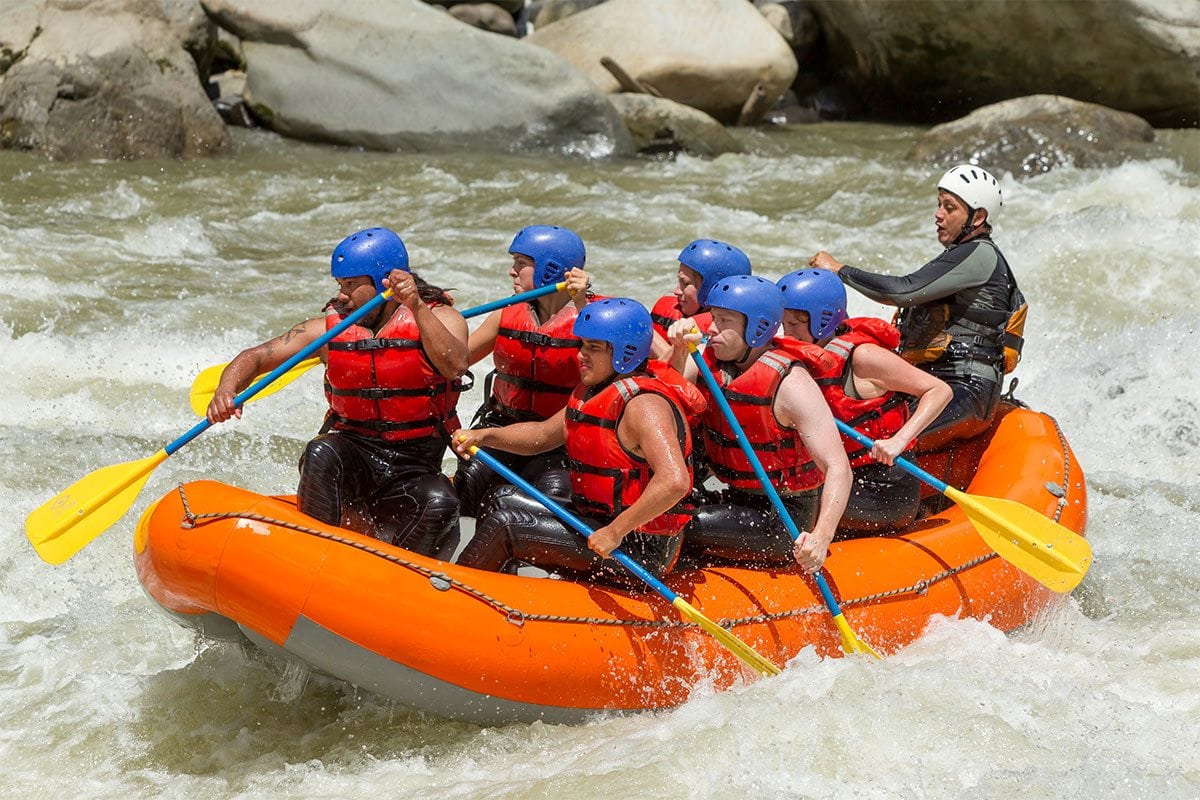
[952,208,983,245]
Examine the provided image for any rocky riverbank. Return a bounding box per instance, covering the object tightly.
[1,0,1195,169]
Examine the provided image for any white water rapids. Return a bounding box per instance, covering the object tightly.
[1,125,1197,798]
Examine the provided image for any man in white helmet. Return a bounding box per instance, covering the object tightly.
[809,165,1024,447]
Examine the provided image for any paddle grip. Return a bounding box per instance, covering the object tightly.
[468,447,679,602]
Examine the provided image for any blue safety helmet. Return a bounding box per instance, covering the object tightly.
[331,227,409,294]
[572,297,652,375]
[705,275,783,348]
[677,239,752,307]
[508,225,586,289]
[776,268,848,340]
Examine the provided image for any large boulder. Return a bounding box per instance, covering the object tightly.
[808,0,1200,127]
[428,0,524,14]
[161,0,220,76]
[909,95,1156,176]
[528,0,610,29]
[526,0,798,125]
[755,0,820,54]
[201,0,632,156]
[446,3,518,36]
[610,93,743,158]
[0,0,229,160]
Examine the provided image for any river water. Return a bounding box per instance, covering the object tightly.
[2,125,1198,799]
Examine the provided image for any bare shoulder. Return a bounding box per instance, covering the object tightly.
[775,367,825,426]
[431,302,469,334]
[626,390,675,417]
[621,391,678,436]
[620,391,683,457]
[431,303,466,322]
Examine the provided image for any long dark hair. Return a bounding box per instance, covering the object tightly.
[323,270,455,313]
[413,271,454,307]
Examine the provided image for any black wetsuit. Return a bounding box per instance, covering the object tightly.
[839,235,1017,444]
[679,486,818,568]
[297,432,460,559]
[455,484,681,589]
[452,403,570,518]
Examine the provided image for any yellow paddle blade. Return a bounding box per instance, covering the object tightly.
[672,597,782,677]
[831,613,881,658]
[945,486,1092,593]
[188,357,322,416]
[24,450,169,564]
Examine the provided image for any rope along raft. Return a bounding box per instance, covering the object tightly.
[175,487,1002,633]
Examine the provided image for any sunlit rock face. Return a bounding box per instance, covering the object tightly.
[201,0,633,157]
[526,0,799,125]
[908,95,1156,176]
[0,0,229,160]
[809,0,1199,128]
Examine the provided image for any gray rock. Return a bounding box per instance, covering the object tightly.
[0,1,41,74]
[447,3,518,36]
[759,0,820,53]
[427,0,526,16]
[210,68,245,98]
[610,93,744,157]
[532,0,610,29]
[809,0,1200,127]
[160,0,219,78]
[203,0,632,157]
[527,0,798,125]
[908,95,1156,176]
[0,0,229,160]
[759,4,794,45]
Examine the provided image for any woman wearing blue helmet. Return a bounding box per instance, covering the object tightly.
[205,227,469,558]
[778,268,952,531]
[666,275,852,573]
[452,298,705,586]
[648,239,752,357]
[453,225,593,517]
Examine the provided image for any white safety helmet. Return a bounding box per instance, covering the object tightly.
[937,165,1002,224]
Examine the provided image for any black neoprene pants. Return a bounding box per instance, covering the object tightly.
[841,462,920,532]
[916,373,1002,449]
[453,447,570,518]
[679,487,819,568]
[453,405,571,517]
[296,431,460,559]
[456,484,682,588]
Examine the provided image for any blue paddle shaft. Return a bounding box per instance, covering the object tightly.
[690,350,850,616]
[172,282,564,456]
[833,419,949,493]
[469,447,680,602]
[165,289,394,456]
[462,282,562,318]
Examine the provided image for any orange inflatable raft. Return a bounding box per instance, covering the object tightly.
[134,404,1086,724]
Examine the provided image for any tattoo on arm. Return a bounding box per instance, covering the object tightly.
[280,323,307,344]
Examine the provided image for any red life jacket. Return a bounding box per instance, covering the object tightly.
[701,338,836,492]
[323,303,461,441]
[564,362,706,535]
[650,294,712,341]
[490,300,582,421]
[818,317,912,467]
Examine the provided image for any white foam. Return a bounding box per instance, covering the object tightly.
[2,127,1198,800]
